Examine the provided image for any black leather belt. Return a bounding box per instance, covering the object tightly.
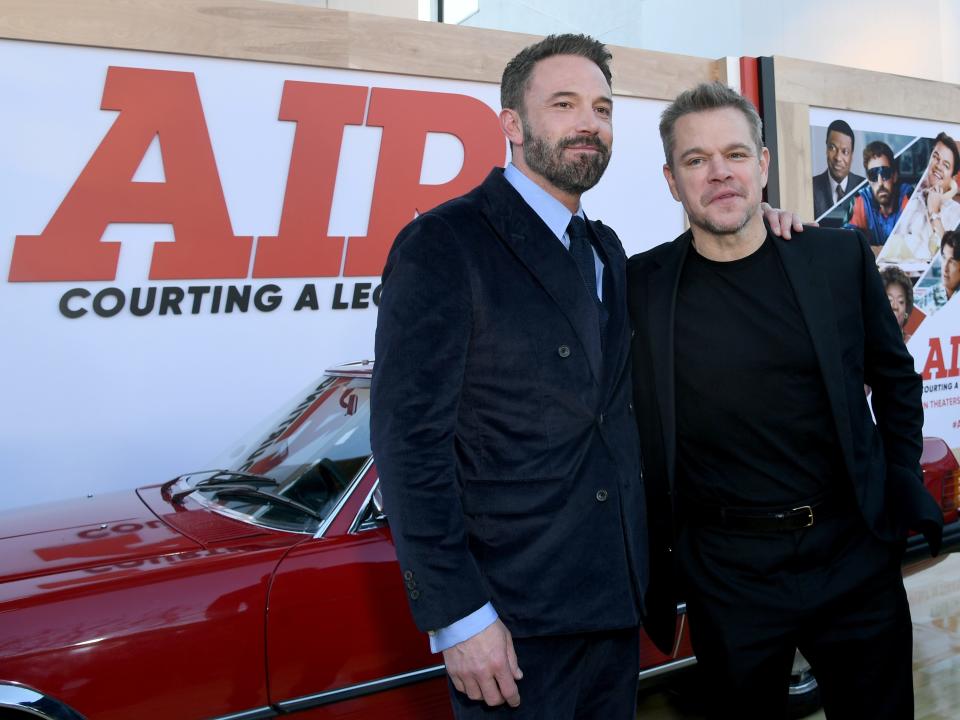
[684,494,842,532]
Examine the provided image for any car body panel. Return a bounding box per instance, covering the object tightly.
[1,362,956,720]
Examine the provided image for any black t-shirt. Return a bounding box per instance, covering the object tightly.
[674,233,843,508]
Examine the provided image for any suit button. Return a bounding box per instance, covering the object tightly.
[598,413,605,425]
[410,590,420,600]
[403,570,414,580]
[628,402,634,413]
[406,580,416,590]
[558,345,571,358]
[596,489,608,502]
[666,545,673,553]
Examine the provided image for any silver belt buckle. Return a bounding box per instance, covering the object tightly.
[792,505,814,528]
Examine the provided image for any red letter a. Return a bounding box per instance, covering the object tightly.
[9,66,252,282]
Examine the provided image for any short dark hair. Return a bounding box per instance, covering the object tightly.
[659,81,763,168]
[826,119,856,150]
[943,230,960,258]
[500,34,612,113]
[933,132,960,174]
[863,141,895,171]
[880,266,913,323]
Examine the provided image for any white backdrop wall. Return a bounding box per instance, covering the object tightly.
[459,0,960,85]
[0,38,681,510]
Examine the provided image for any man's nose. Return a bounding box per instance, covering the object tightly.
[574,107,602,134]
[707,156,733,180]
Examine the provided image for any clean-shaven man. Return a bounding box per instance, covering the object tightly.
[812,119,865,218]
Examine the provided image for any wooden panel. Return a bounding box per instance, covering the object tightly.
[0,0,721,100]
[775,101,814,222]
[772,56,960,124]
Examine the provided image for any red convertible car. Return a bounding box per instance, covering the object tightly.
[2,361,958,720]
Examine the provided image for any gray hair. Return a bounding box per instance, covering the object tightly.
[659,81,763,168]
[501,34,612,113]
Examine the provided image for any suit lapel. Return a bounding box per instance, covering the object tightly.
[647,232,692,489]
[592,220,628,399]
[479,170,603,383]
[771,236,857,478]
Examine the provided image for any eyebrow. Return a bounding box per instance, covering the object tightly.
[679,142,754,160]
[546,90,613,105]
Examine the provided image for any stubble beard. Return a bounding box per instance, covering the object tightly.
[522,122,610,196]
[688,196,757,237]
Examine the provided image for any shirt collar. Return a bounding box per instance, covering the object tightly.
[503,162,583,241]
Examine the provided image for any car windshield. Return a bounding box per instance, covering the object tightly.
[194,374,372,533]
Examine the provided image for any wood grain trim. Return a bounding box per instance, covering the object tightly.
[0,0,722,99]
[772,56,960,124]
[774,100,814,222]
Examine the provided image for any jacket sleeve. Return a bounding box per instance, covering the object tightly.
[370,212,491,631]
[858,230,944,552]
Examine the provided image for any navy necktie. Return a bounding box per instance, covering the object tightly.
[567,216,597,300]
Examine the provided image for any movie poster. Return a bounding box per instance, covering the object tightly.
[810,108,960,459]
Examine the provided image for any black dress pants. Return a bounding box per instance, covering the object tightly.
[678,509,913,720]
[447,627,639,720]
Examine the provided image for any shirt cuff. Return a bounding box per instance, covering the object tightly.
[429,603,498,653]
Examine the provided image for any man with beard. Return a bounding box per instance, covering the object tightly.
[371,35,645,719]
[812,119,865,218]
[845,141,912,246]
[372,35,798,718]
[627,82,942,719]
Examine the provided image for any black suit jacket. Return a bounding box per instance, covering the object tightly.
[371,168,647,639]
[813,170,865,219]
[627,225,943,654]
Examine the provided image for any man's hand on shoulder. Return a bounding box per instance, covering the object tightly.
[443,618,523,707]
[761,202,816,240]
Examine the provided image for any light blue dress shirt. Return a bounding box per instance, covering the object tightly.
[428,163,605,653]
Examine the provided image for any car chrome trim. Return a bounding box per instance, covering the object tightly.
[207,706,277,720]
[636,655,697,682]
[313,455,374,539]
[0,682,87,720]
[788,675,818,695]
[276,665,446,712]
[348,480,382,534]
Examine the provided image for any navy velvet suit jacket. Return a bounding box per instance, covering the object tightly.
[371,168,647,639]
[627,225,943,654]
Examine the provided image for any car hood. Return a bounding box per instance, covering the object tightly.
[0,490,200,583]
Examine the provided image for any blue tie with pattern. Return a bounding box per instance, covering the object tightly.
[567,215,597,300]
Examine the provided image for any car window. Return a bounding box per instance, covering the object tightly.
[200,375,372,532]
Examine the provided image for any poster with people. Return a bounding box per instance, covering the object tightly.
[810,108,960,456]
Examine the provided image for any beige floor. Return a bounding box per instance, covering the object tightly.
[636,554,960,719]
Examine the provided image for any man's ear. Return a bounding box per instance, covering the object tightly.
[759,146,770,190]
[663,163,681,202]
[500,108,523,148]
